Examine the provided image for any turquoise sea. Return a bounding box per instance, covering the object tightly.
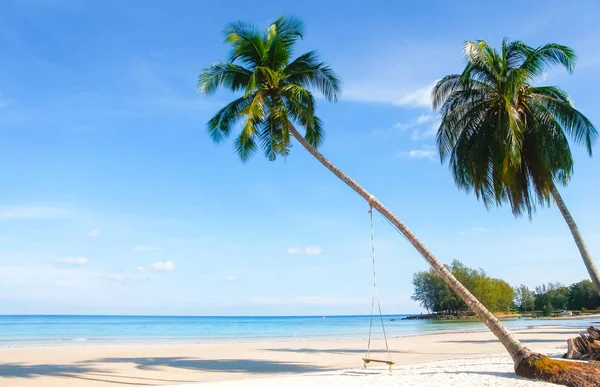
[0,315,596,346]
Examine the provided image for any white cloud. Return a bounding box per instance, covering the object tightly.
[87,230,100,237]
[416,113,435,124]
[346,81,437,108]
[286,246,323,256]
[394,81,437,108]
[56,257,88,265]
[304,246,323,256]
[225,275,238,281]
[388,114,439,141]
[0,206,72,220]
[138,261,175,272]
[399,146,438,160]
[392,122,410,131]
[134,245,157,251]
[411,120,440,140]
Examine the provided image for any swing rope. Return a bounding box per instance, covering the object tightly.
[365,206,392,363]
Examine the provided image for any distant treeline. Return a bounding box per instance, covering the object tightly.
[412,260,600,315]
[412,260,513,314]
[514,281,600,315]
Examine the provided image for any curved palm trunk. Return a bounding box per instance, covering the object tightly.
[550,184,600,296]
[288,124,530,364]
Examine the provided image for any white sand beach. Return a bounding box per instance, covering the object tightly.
[0,326,579,386]
[175,357,559,387]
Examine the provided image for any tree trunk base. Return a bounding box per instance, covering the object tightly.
[515,353,600,386]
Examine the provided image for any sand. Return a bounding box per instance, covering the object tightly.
[0,326,580,386]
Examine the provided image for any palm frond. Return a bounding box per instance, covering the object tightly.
[529,87,597,154]
[503,39,529,68]
[201,16,338,163]
[234,118,259,162]
[198,62,252,95]
[265,15,303,70]
[207,95,254,143]
[284,51,341,102]
[224,20,266,67]
[520,43,576,79]
[434,38,591,218]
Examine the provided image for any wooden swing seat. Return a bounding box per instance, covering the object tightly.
[362,358,394,365]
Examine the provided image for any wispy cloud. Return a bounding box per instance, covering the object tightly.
[0,206,73,220]
[345,80,437,108]
[225,275,238,281]
[411,120,440,140]
[56,257,88,265]
[416,113,435,124]
[382,114,439,141]
[286,246,323,256]
[134,245,157,251]
[87,230,100,237]
[137,261,175,272]
[393,113,435,131]
[394,81,436,108]
[399,146,438,160]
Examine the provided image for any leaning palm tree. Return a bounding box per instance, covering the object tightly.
[433,40,600,298]
[199,17,599,385]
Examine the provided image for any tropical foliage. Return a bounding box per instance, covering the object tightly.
[514,280,600,313]
[412,260,514,314]
[514,285,536,312]
[198,15,341,162]
[432,39,597,216]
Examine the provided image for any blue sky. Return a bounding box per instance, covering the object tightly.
[0,0,599,315]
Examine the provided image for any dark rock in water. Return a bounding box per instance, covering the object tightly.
[390,318,396,322]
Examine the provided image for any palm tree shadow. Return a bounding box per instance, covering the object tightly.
[0,363,100,378]
[0,358,328,385]
[83,357,332,374]
[0,363,154,385]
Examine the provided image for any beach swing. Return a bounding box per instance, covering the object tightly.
[362,205,395,372]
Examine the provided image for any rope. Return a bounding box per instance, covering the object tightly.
[365,206,392,363]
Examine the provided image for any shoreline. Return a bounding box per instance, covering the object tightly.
[0,326,579,387]
[0,321,587,349]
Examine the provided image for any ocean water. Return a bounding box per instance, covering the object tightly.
[0,315,596,346]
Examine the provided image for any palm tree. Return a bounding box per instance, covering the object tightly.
[433,40,600,298]
[199,17,599,385]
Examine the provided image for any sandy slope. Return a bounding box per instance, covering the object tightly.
[0,326,577,386]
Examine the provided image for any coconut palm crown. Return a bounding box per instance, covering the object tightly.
[432,39,597,216]
[198,15,341,162]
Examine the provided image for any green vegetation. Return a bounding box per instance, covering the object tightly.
[412,260,514,314]
[432,39,600,297]
[198,16,340,162]
[514,285,535,312]
[413,263,600,317]
[514,280,600,315]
